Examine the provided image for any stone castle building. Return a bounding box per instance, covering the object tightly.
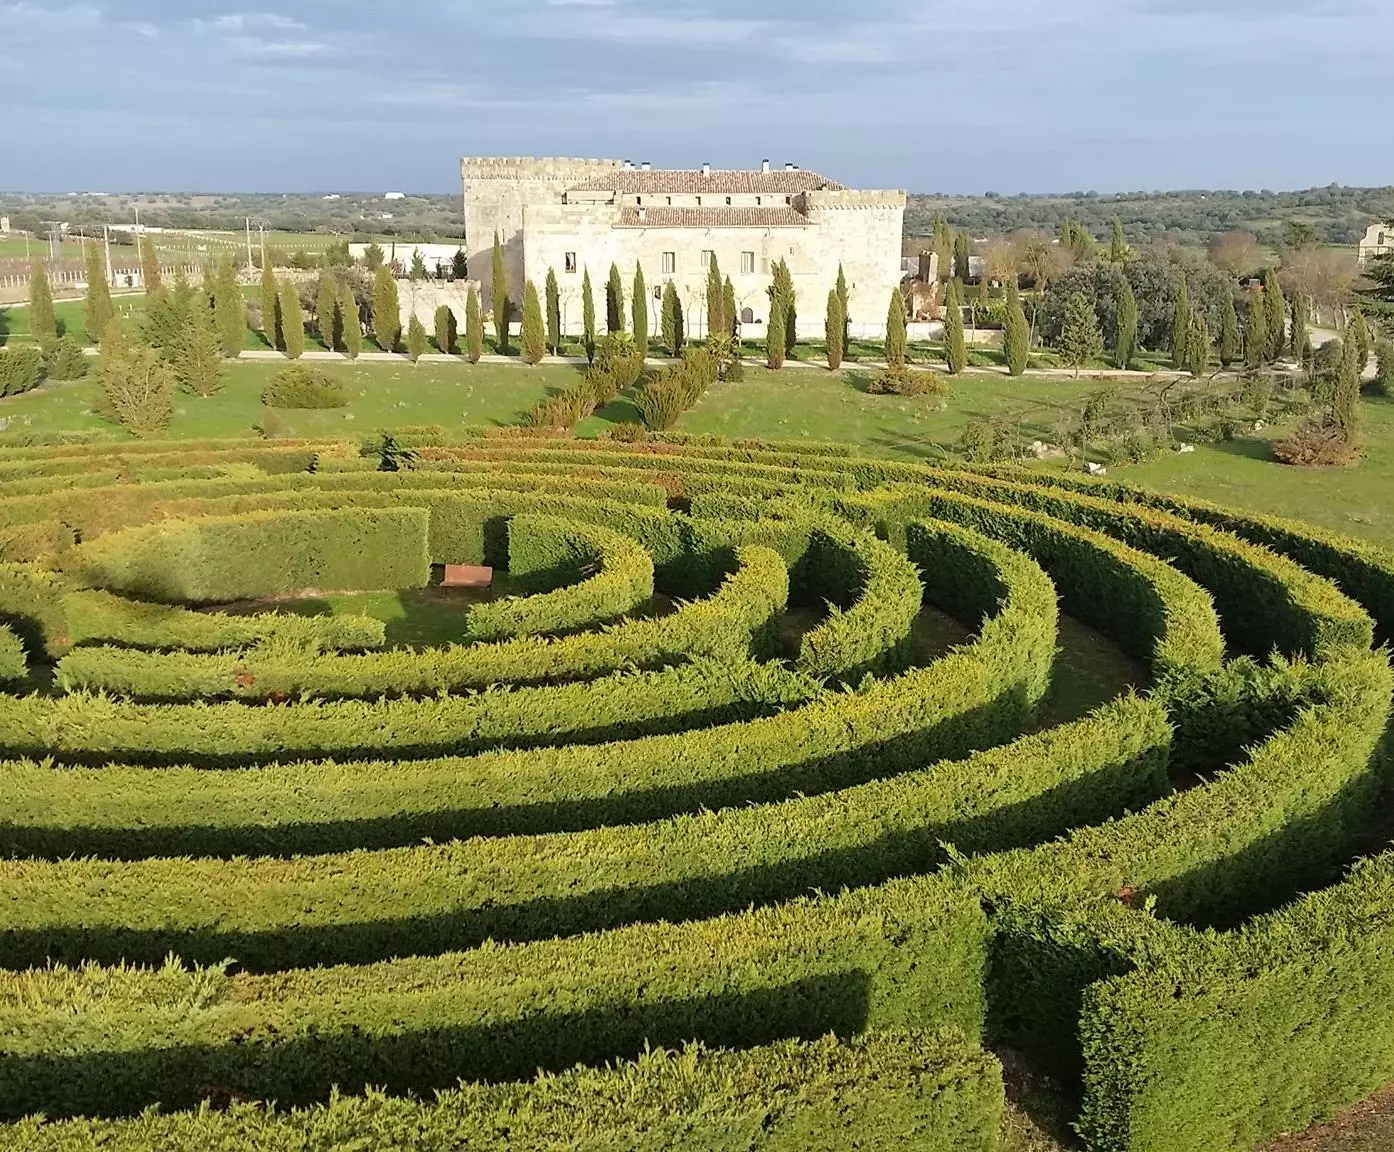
[461,157,906,337]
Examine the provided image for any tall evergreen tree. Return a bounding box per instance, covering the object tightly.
[632,262,648,355]
[783,271,797,354]
[434,304,456,355]
[706,254,725,339]
[213,257,243,358]
[145,272,195,360]
[175,296,225,397]
[1334,332,1362,444]
[1059,291,1104,379]
[465,284,483,364]
[259,261,280,350]
[1170,275,1190,369]
[139,234,162,295]
[825,289,844,370]
[315,272,339,351]
[606,263,624,333]
[83,244,114,344]
[884,287,907,367]
[835,263,851,356]
[1005,280,1030,376]
[944,279,967,375]
[767,293,787,369]
[371,264,401,353]
[1351,311,1371,379]
[491,232,509,352]
[27,259,56,349]
[340,285,362,359]
[544,268,561,355]
[520,279,546,365]
[280,280,305,360]
[722,278,736,339]
[1289,296,1308,360]
[661,281,680,356]
[407,314,428,363]
[451,249,468,281]
[1244,290,1268,370]
[1114,278,1138,370]
[581,267,596,362]
[1186,310,1212,378]
[933,217,953,283]
[1219,291,1240,368]
[672,292,686,355]
[1109,217,1128,264]
[1262,267,1287,362]
[409,250,427,282]
[769,260,795,360]
[953,232,971,282]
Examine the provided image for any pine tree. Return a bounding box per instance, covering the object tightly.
[1114,278,1138,371]
[706,254,724,339]
[1219,291,1239,368]
[1110,217,1127,264]
[825,289,844,371]
[27,259,56,349]
[944,279,967,375]
[315,272,339,351]
[581,268,596,362]
[1262,267,1287,362]
[139,234,162,295]
[1351,311,1371,379]
[491,232,509,352]
[1186,310,1212,378]
[1005,279,1030,376]
[371,265,401,352]
[1059,291,1103,379]
[1171,275,1190,369]
[451,249,468,281]
[767,293,787,369]
[407,314,428,363]
[661,281,680,356]
[632,262,648,356]
[259,262,280,350]
[722,278,736,339]
[606,263,624,334]
[520,279,546,365]
[953,232,971,283]
[434,304,456,355]
[83,243,114,343]
[144,272,195,360]
[835,263,851,356]
[175,295,225,397]
[341,285,362,359]
[280,280,305,360]
[409,250,427,282]
[465,284,483,364]
[1244,290,1268,370]
[213,257,243,358]
[885,287,907,367]
[1289,296,1308,360]
[544,268,561,355]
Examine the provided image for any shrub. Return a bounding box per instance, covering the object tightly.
[867,364,948,397]
[1272,421,1362,467]
[262,363,349,409]
[93,328,174,438]
[0,344,46,396]
[44,334,89,382]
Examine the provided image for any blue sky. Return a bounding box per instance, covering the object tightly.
[1,0,1391,193]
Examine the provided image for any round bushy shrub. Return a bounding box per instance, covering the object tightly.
[261,363,348,409]
[0,344,47,397]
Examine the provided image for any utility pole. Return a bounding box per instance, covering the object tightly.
[103,224,113,287]
[245,217,254,275]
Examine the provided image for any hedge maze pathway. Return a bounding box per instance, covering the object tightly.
[0,431,1391,1150]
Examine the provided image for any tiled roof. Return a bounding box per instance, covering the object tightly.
[617,206,810,229]
[571,169,844,195]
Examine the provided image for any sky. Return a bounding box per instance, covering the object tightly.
[1,0,1392,194]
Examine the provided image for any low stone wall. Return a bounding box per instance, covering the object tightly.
[398,279,480,332]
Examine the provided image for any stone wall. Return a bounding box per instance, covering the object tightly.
[396,279,481,334]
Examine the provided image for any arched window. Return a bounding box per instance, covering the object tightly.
[740,306,755,324]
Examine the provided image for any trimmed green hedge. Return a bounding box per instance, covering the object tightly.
[56,546,787,700]
[0,624,26,686]
[0,1030,1002,1152]
[0,563,70,658]
[71,508,432,604]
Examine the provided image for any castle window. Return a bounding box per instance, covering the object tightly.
[666,197,672,206]
[784,196,792,205]
[756,196,762,206]
[564,252,577,274]
[700,250,713,268]
[740,251,755,275]
[636,196,642,205]
[662,252,676,275]
[695,196,702,206]
[725,196,732,206]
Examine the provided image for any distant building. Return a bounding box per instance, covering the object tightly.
[1359,222,1394,268]
[350,241,463,277]
[384,192,407,201]
[322,194,342,201]
[0,217,9,234]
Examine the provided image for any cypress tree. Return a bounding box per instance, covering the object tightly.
[661,281,680,356]
[139,234,162,295]
[214,257,243,358]
[825,289,844,370]
[885,287,907,367]
[491,232,509,352]
[280,280,305,360]
[371,265,401,352]
[581,268,596,362]
[606,263,624,334]
[1244,290,1268,370]
[722,277,736,339]
[1351,311,1371,379]
[1219,291,1240,368]
[28,259,56,349]
[767,293,787,369]
[1289,296,1308,360]
[520,279,545,365]
[835,263,851,356]
[1110,217,1127,263]
[632,261,648,356]
[1059,291,1104,379]
[83,243,114,343]
[259,262,280,350]
[315,272,339,351]
[1005,280,1030,376]
[673,292,685,355]
[434,304,456,355]
[545,268,561,355]
[1301,336,1315,384]
[341,285,362,359]
[953,232,971,282]
[465,284,483,364]
[1262,267,1286,361]
[1334,332,1362,444]
[175,296,224,397]
[706,254,724,338]
[1114,279,1138,371]
[783,270,797,355]
[1170,275,1190,369]
[769,260,795,359]
[1186,310,1212,378]
[933,217,953,283]
[144,272,195,360]
[407,314,428,363]
[944,279,967,375]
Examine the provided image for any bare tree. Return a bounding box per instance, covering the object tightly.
[1281,246,1357,329]
[1208,231,1264,278]
[1015,230,1070,347]
[980,235,1020,290]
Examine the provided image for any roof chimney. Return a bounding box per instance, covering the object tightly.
[701,162,711,178]
[785,162,795,171]
[622,160,633,170]
[637,206,647,223]
[640,161,651,171]
[761,159,770,173]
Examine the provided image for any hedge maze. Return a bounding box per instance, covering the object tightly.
[0,432,1391,1150]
